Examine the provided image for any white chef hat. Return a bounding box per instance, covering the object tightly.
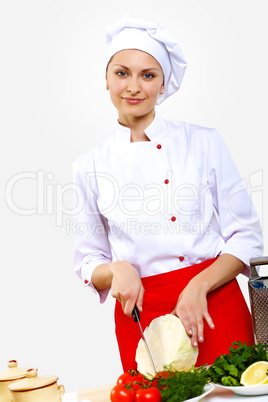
[105,15,187,104]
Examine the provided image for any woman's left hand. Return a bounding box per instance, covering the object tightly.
[171,279,215,347]
[171,254,245,347]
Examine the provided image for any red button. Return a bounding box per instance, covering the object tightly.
[157,144,162,149]
[171,216,176,222]
[179,256,184,262]
[84,279,89,284]
[164,179,169,184]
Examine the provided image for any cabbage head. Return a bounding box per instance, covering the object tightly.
[136,314,198,378]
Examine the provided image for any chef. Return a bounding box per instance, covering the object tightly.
[73,15,263,371]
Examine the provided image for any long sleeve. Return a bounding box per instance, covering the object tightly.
[207,129,263,272]
[73,157,112,302]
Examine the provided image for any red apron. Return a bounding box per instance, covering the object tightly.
[114,258,254,372]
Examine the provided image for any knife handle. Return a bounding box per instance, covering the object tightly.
[132,305,140,322]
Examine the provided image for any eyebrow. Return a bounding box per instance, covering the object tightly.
[113,64,161,72]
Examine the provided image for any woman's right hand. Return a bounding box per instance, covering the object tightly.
[110,260,144,316]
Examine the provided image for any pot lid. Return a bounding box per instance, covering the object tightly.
[0,361,29,382]
[8,368,58,392]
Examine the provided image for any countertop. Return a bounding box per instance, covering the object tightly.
[74,383,268,401]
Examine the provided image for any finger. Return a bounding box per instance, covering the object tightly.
[173,308,193,338]
[189,322,198,347]
[124,298,136,317]
[114,296,128,316]
[197,317,204,343]
[111,290,121,304]
[111,293,129,317]
[136,286,145,312]
[204,312,215,329]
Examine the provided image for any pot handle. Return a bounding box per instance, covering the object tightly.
[57,384,65,401]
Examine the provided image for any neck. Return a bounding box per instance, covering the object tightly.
[118,110,155,142]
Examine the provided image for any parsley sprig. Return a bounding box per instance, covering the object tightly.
[207,341,268,386]
[156,365,210,402]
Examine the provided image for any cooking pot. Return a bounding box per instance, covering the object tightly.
[8,368,65,402]
[0,360,29,402]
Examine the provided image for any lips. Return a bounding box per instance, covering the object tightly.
[122,97,145,105]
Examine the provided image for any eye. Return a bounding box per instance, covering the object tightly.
[116,71,128,77]
[143,73,155,79]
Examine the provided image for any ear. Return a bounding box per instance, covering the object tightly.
[159,83,164,94]
[106,78,109,90]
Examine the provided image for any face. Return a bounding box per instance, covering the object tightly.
[106,49,164,124]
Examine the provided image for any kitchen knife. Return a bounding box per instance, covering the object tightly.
[132,305,157,374]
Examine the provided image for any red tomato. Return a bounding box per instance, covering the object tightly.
[147,378,157,387]
[154,370,174,390]
[110,384,135,402]
[128,382,143,392]
[117,370,144,386]
[117,372,133,386]
[154,370,173,379]
[135,387,161,401]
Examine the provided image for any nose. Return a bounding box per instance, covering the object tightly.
[126,77,141,94]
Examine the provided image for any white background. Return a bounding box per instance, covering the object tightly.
[1,0,267,394]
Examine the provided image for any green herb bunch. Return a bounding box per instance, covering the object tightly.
[156,366,210,402]
[207,341,268,386]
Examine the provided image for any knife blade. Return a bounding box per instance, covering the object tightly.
[132,305,157,374]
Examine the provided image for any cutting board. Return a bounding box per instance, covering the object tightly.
[78,384,113,401]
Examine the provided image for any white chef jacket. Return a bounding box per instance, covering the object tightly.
[73,113,263,302]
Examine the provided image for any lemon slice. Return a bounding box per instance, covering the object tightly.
[240,361,268,386]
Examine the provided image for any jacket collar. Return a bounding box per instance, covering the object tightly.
[115,112,165,142]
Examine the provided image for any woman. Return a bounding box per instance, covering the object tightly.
[73,16,263,371]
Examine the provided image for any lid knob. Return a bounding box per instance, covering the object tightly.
[8,360,18,369]
[26,368,38,378]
